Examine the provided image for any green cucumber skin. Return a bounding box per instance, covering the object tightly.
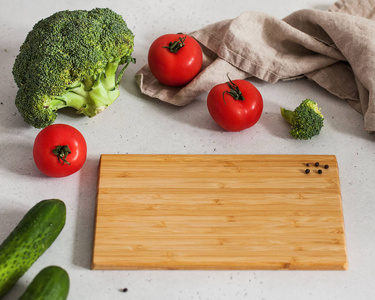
[0,199,66,298]
[18,266,69,300]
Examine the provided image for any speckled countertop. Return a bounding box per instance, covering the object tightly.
[0,0,374,299]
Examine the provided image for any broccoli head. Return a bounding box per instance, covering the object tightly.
[280,99,324,140]
[12,8,135,128]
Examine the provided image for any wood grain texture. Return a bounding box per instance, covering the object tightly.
[91,154,348,270]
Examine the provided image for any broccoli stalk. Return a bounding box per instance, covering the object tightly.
[280,99,324,140]
[46,57,135,117]
[13,8,135,128]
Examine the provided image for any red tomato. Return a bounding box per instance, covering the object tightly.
[148,34,202,86]
[33,124,87,177]
[207,78,263,132]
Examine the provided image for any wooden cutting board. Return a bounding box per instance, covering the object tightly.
[91,154,348,270]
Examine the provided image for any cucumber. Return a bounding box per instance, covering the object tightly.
[18,266,69,300]
[0,199,66,298]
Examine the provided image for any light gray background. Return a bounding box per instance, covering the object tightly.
[0,0,374,299]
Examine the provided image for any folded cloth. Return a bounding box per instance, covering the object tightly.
[135,0,375,132]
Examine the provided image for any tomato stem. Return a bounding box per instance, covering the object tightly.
[222,74,245,105]
[163,36,186,53]
[52,145,71,165]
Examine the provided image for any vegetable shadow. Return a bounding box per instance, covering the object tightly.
[0,208,29,299]
[72,155,101,269]
[261,111,292,139]
[0,207,27,243]
[0,280,26,300]
[259,100,293,139]
[122,77,223,131]
[0,140,45,178]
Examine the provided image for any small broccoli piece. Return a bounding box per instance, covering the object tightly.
[280,99,324,140]
[12,8,135,128]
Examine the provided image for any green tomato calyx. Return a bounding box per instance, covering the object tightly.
[163,36,186,53]
[222,74,245,104]
[52,145,72,165]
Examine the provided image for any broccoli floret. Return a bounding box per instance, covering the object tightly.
[12,8,135,128]
[280,99,324,140]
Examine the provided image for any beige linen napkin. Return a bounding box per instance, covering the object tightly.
[135,0,375,132]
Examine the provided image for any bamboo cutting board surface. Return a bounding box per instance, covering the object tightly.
[92,154,347,270]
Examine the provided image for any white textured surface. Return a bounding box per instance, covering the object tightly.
[0,0,374,299]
